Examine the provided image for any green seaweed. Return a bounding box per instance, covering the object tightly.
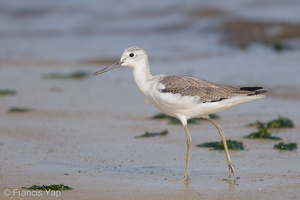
[22,184,72,191]
[135,130,168,138]
[263,41,293,52]
[43,71,89,80]
[196,139,245,150]
[8,107,33,113]
[247,116,294,129]
[243,128,281,140]
[230,41,293,52]
[0,89,17,96]
[274,142,298,151]
[151,113,219,125]
[265,116,294,128]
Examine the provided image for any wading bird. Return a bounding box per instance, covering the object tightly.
[91,46,266,182]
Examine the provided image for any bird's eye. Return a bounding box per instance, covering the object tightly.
[129,53,134,57]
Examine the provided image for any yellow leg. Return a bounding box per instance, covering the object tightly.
[206,118,236,183]
[182,124,192,181]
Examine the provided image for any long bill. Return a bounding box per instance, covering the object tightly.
[90,60,124,76]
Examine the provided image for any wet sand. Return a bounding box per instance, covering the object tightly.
[1,64,299,200]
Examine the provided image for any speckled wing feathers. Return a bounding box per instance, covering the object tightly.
[158,75,266,103]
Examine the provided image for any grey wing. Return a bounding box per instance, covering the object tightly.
[158,75,266,103]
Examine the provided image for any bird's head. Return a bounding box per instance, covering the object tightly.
[90,46,148,76]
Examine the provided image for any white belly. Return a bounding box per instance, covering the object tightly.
[144,89,263,122]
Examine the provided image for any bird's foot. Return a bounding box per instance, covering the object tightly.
[167,176,191,182]
[227,163,237,184]
[181,176,191,182]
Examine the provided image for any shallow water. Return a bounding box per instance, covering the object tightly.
[1,0,299,63]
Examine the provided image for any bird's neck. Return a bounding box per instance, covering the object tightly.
[132,64,153,95]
